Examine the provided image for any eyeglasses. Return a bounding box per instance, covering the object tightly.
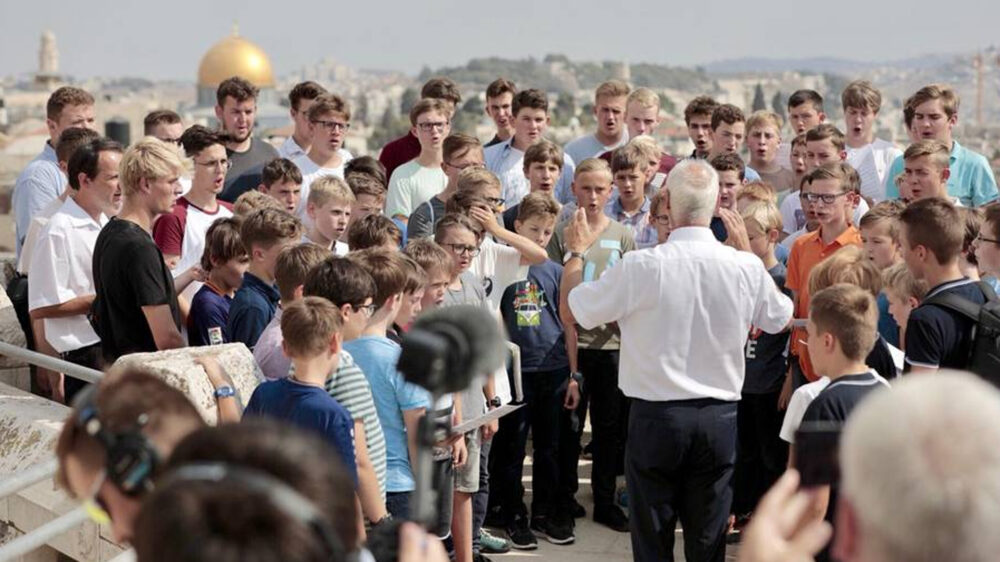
[312,119,350,132]
[485,197,505,208]
[802,192,850,205]
[442,243,481,257]
[977,234,1000,245]
[653,214,670,226]
[445,161,484,172]
[195,158,232,171]
[351,303,377,317]
[82,470,111,526]
[416,121,449,133]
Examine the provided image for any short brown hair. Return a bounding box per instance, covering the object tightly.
[216,76,258,106]
[805,123,846,151]
[434,213,481,244]
[810,283,879,362]
[513,89,549,116]
[307,93,351,122]
[346,173,386,202]
[710,153,746,180]
[984,205,1000,242]
[903,139,950,170]
[859,200,906,242]
[806,162,860,195]
[883,262,929,302]
[240,208,302,252]
[344,156,387,189]
[523,140,563,172]
[201,217,247,271]
[143,110,181,135]
[303,256,377,308]
[788,89,824,112]
[421,77,462,105]
[400,254,428,294]
[486,78,516,99]
[842,80,883,113]
[443,133,482,163]
[47,86,95,121]
[346,214,402,251]
[281,296,343,358]
[905,84,959,120]
[55,369,204,492]
[456,167,501,197]
[711,104,746,130]
[275,244,332,302]
[262,157,303,188]
[409,98,449,126]
[288,81,327,111]
[807,245,883,297]
[403,239,453,281]
[516,192,560,223]
[684,96,718,125]
[900,198,964,265]
[179,124,226,158]
[348,249,409,307]
[959,206,985,266]
[610,143,652,174]
[595,79,630,102]
[234,190,286,217]
[55,127,101,163]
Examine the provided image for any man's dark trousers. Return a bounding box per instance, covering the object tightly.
[626,397,737,562]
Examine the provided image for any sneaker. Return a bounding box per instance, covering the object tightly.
[570,499,586,518]
[506,514,538,550]
[530,515,576,545]
[479,529,511,554]
[593,505,629,533]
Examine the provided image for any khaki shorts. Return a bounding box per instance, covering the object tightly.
[454,430,481,493]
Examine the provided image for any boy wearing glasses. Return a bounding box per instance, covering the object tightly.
[293,94,354,221]
[406,133,484,240]
[153,125,234,274]
[386,99,451,223]
[279,81,328,160]
[784,163,863,391]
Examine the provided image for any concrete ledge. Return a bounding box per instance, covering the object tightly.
[0,287,27,370]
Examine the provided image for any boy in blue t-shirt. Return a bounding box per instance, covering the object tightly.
[497,193,578,547]
[244,296,358,484]
[734,200,791,522]
[188,217,249,346]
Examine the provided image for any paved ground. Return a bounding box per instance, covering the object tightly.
[487,439,741,562]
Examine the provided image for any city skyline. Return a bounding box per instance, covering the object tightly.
[0,0,995,81]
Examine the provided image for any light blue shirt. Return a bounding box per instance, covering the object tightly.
[563,132,628,167]
[604,196,658,249]
[484,138,576,207]
[344,336,430,493]
[745,165,761,182]
[883,140,999,206]
[12,142,64,258]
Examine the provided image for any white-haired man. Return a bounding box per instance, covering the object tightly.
[561,158,793,561]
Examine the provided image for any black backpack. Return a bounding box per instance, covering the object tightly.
[924,281,1000,385]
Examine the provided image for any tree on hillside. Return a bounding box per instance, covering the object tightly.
[752,83,767,112]
[553,92,577,127]
[771,91,786,121]
[400,87,420,116]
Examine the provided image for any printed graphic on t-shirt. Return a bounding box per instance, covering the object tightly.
[512,281,547,327]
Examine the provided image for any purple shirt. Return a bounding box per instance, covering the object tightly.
[253,308,291,381]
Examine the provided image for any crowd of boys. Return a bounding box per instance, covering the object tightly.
[9,71,1000,562]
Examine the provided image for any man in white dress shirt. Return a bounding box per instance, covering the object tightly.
[562,159,793,562]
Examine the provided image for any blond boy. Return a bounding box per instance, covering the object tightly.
[882,262,929,351]
[304,175,355,255]
[564,80,630,164]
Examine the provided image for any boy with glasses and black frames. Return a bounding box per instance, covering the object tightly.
[407,134,484,240]
[387,99,452,224]
[292,94,354,222]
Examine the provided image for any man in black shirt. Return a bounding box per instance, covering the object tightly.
[900,198,988,373]
[92,138,188,363]
[800,284,890,562]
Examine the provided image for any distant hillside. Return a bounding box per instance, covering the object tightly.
[704,53,962,76]
[417,54,715,93]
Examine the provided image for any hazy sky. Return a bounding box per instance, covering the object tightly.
[0,0,993,81]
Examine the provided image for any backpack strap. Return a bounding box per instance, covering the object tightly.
[924,283,992,322]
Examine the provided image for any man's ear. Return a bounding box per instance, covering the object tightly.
[818,111,828,123]
[329,331,343,355]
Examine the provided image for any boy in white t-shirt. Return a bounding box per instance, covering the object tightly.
[385,99,451,223]
[842,80,902,204]
[292,93,354,221]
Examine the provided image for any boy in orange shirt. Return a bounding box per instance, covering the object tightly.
[782,162,863,403]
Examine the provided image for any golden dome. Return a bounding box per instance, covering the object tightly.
[197,26,275,88]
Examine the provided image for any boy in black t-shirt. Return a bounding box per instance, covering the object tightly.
[800,284,890,562]
[900,198,988,373]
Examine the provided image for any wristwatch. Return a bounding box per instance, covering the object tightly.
[562,251,585,264]
[214,386,236,399]
[488,396,502,408]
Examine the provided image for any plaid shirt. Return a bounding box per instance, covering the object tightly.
[605,196,657,249]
